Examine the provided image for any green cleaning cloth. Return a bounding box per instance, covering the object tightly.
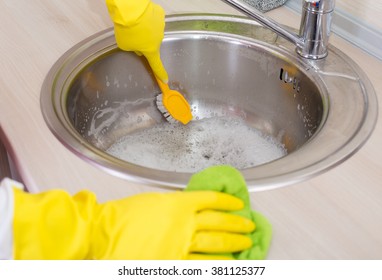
[185,165,272,260]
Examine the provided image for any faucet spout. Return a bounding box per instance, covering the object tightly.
[221,0,335,59]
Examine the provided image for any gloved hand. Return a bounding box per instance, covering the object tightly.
[11,186,255,259]
[105,0,168,83]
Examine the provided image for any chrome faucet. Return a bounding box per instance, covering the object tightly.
[221,0,335,59]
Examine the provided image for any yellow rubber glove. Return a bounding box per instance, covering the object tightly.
[13,188,255,260]
[105,0,168,83]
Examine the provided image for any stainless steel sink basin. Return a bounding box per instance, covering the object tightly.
[41,14,378,191]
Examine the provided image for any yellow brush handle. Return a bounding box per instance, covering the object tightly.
[155,76,170,97]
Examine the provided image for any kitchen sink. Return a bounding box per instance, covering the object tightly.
[40,14,378,190]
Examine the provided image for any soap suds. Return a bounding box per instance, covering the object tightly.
[106,116,287,172]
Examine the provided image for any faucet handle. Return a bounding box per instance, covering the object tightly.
[303,0,335,13]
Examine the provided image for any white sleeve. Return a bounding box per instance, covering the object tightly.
[0,178,24,260]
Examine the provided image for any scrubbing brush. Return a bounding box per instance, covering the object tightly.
[155,77,193,125]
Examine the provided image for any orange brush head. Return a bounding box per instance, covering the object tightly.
[155,77,193,125]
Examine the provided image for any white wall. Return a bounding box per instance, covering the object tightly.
[336,0,382,30]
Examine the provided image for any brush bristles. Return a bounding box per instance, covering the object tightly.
[156,94,177,123]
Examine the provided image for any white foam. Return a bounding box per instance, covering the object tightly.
[106,116,287,172]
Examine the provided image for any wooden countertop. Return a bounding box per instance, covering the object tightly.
[1,0,381,259]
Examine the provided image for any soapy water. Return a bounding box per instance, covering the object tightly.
[106,116,287,173]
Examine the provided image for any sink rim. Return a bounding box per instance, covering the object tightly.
[40,14,378,191]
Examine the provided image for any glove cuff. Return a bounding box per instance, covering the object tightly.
[106,0,151,27]
[13,189,98,259]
